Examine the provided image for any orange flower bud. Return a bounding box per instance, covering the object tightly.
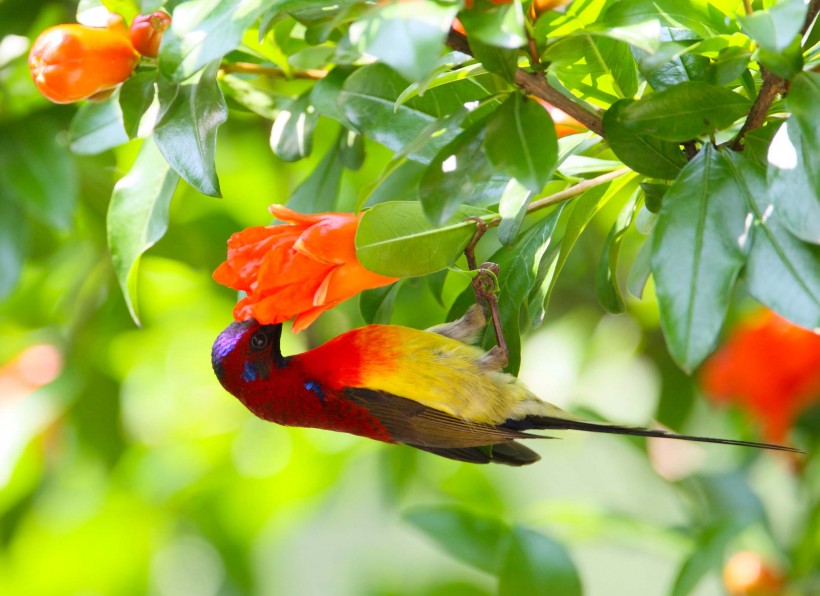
[129,11,171,58]
[701,309,820,443]
[28,19,139,104]
[533,97,588,137]
[214,205,399,332]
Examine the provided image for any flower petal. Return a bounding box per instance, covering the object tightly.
[294,214,359,265]
[319,261,398,305]
[292,303,338,333]
[269,204,328,225]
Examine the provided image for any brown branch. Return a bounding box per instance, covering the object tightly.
[446,29,606,138]
[220,62,327,80]
[729,0,820,150]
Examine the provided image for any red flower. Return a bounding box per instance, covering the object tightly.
[700,310,820,442]
[214,205,398,332]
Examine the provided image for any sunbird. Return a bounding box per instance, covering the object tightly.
[212,306,798,466]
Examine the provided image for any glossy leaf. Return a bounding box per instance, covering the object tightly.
[419,124,504,226]
[359,281,403,324]
[498,527,582,596]
[153,62,228,197]
[619,82,751,142]
[270,91,318,162]
[310,66,356,127]
[356,202,495,277]
[727,151,820,329]
[404,505,510,574]
[597,192,639,313]
[339,64,484,164]
[768,122,820,244]
[108,138,180,325]
[287,136,344,213]
[347,1,456,82]
[159,0,276,81]
[458,2,527,49]
[470,39,517,82]
[786,73,820,194]
[604,99,687,179]
[497,179,533,246]
[539,174,638,320]
[120,71,159,139]
[485,94,558,194]
[738,0,807,53]
[756,36,803,80]
[69,95,129,155]
[651,146,750,372]
[0,118,77,231]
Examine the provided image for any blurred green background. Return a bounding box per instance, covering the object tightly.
[1,2,818,595]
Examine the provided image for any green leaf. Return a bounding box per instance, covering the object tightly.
[705,46,752,86]
[672,472,767,596]
[0,118,78,231]
[756,35,803,79]
[485,94,558,194]
[599,0,724,41]
[604,99,688,179]
[651,145,750,372]
[619,82,751,142]
[310,66,356,127]
[627,237,653,299]
[339,130,365,171]
[597,192,639,313]
[159,0,277,81]
[69,94,129,155]
[768,122,820,244]
[120,71,159,139]
[725,151,820,329]
[359,281,402,324]
[287,135,344,213]
[542,35,636,105]
[339,64,487,163]
[404,505,510,574]
[356,201,495,277]
[347,1,456,82]
[419,124,506,226]
[498,527,581,596]
[0,198,27,299]
[738,0,808,53]
[497,179,533,246]
[270,90,318,162]
[786,73,820,193]
[108,138,180,325]
[470,39,518,82]
[492,206,568,373]
[634,30,709,91]
[153,61,228,197]
[458,1,527,49]
[538,174,638,320]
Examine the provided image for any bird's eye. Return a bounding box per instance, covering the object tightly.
[249,331,269,351]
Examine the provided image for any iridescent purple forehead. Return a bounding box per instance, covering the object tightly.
[211,319,256,366]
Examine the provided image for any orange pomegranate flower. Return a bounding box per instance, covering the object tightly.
[214,205,398,332]
[700,309,820,443]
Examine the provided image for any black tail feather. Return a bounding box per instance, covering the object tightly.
[504,416,803,453]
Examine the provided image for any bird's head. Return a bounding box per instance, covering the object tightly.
[211,319,285,396]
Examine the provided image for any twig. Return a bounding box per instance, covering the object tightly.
[524,168,632,214]
[220,62,327,80]
[446,29,606,138]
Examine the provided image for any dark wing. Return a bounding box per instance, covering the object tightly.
[343,387,542,449]
[412,442,541,466]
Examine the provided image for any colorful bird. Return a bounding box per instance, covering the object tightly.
[212,306,799,466]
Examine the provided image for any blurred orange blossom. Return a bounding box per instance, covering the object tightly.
[213,205,398,332]
[700,309,820,443]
